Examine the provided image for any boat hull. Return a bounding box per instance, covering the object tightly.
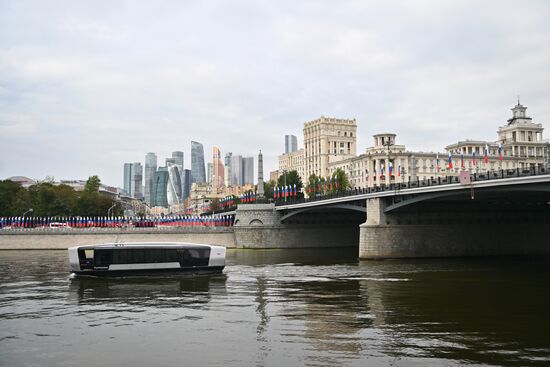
[72,265,225,277]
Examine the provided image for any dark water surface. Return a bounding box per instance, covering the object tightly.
[0,249,549,367]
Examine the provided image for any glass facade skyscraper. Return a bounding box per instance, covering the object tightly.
[231,155,243,186]
[285,134,298,153]
[242,157,254,185]
[123,163,132,195]
[191,141,206,183]
[172,151,184,168]
[224,152,232,186]
[144,153,157,206]
[229,155,254,186]
[153,167,169,208]
[181,169,191,200]
[131,162,143,200]
[167,163,182,206]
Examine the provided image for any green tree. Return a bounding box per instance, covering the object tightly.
[0,180,27,216]
[330,168,350,192]
[305,173,320,196]
[85,175,101,193]
[276,170,303,194]
[263,180,275,199]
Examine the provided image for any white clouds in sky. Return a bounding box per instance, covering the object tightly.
[1,0,550,186]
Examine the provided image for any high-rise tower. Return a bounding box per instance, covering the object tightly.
[191,141,206,183]
[212,146,224,190]
[131,162,143,200]
[144,153,157,206]
[285,135,298,153]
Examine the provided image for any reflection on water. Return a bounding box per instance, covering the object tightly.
[0,249,549,367]
[69,275,228,307]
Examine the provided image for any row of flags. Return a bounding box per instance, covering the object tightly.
[370,163,402,178]
[439,144,502,171]
[0,215,235,228]
[368,144,504,179]
[307,177,343,194]
[274,184,297,199]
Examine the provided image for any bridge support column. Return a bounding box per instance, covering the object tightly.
[359,197,396,259]
[233,203,283,248]
[359,197,550,259]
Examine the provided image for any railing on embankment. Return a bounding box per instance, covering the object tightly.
[0,227,236,250]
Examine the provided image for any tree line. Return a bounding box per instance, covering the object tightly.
[0,176,123,217]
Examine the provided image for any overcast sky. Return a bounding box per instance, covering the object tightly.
[1,0,550,187]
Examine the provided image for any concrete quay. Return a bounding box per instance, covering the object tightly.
[0,227,236,250]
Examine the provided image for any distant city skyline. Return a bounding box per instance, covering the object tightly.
[2,1,550,186]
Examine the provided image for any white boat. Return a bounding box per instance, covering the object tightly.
[68,242,226,277]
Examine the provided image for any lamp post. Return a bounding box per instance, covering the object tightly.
[107,202,117,217]
[22,208,33,216]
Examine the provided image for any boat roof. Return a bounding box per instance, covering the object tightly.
[69,242,219,250]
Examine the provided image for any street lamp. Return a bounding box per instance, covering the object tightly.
[107,202,117,217]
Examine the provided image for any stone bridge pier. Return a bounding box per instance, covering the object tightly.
[359,195,550,259]
[233,203,360,248]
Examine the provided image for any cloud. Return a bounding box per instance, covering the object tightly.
[1,0,550,186]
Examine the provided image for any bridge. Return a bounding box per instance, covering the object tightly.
[233,166,550,258]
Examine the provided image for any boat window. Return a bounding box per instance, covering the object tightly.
[95,250,113,267]
[78,249,94,261]
[112,249,128,264]
[164,249,180,262]
[145,249,164,263]
[180,248,210,267]
[128,250,145,264]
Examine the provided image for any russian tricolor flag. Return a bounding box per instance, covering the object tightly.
[448,152,453,169]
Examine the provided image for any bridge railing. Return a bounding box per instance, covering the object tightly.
[274,163,550,206]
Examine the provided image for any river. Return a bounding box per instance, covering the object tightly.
[0,249,549,366]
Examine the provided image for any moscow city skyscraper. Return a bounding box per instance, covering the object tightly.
[224,152,232,186]
[191,141,206,184]
[285,134,298,153]
[144,153,157,206]
[181,169,191,200]
[231,155,243,186]
[212,146,224,190]
[123,162,143,199]
[153,166,169,208]
[230,155,254,186]
[131,162,143,200]
[167,163,182,206]
[242,157,254,185]
[172,151,184,168]
[123,163,132,195]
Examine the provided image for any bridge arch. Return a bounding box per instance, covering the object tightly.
[280,203,366,222]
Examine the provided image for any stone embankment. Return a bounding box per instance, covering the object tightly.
[0,227,236,250]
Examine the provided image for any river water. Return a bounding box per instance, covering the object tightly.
[0,249,549,367]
